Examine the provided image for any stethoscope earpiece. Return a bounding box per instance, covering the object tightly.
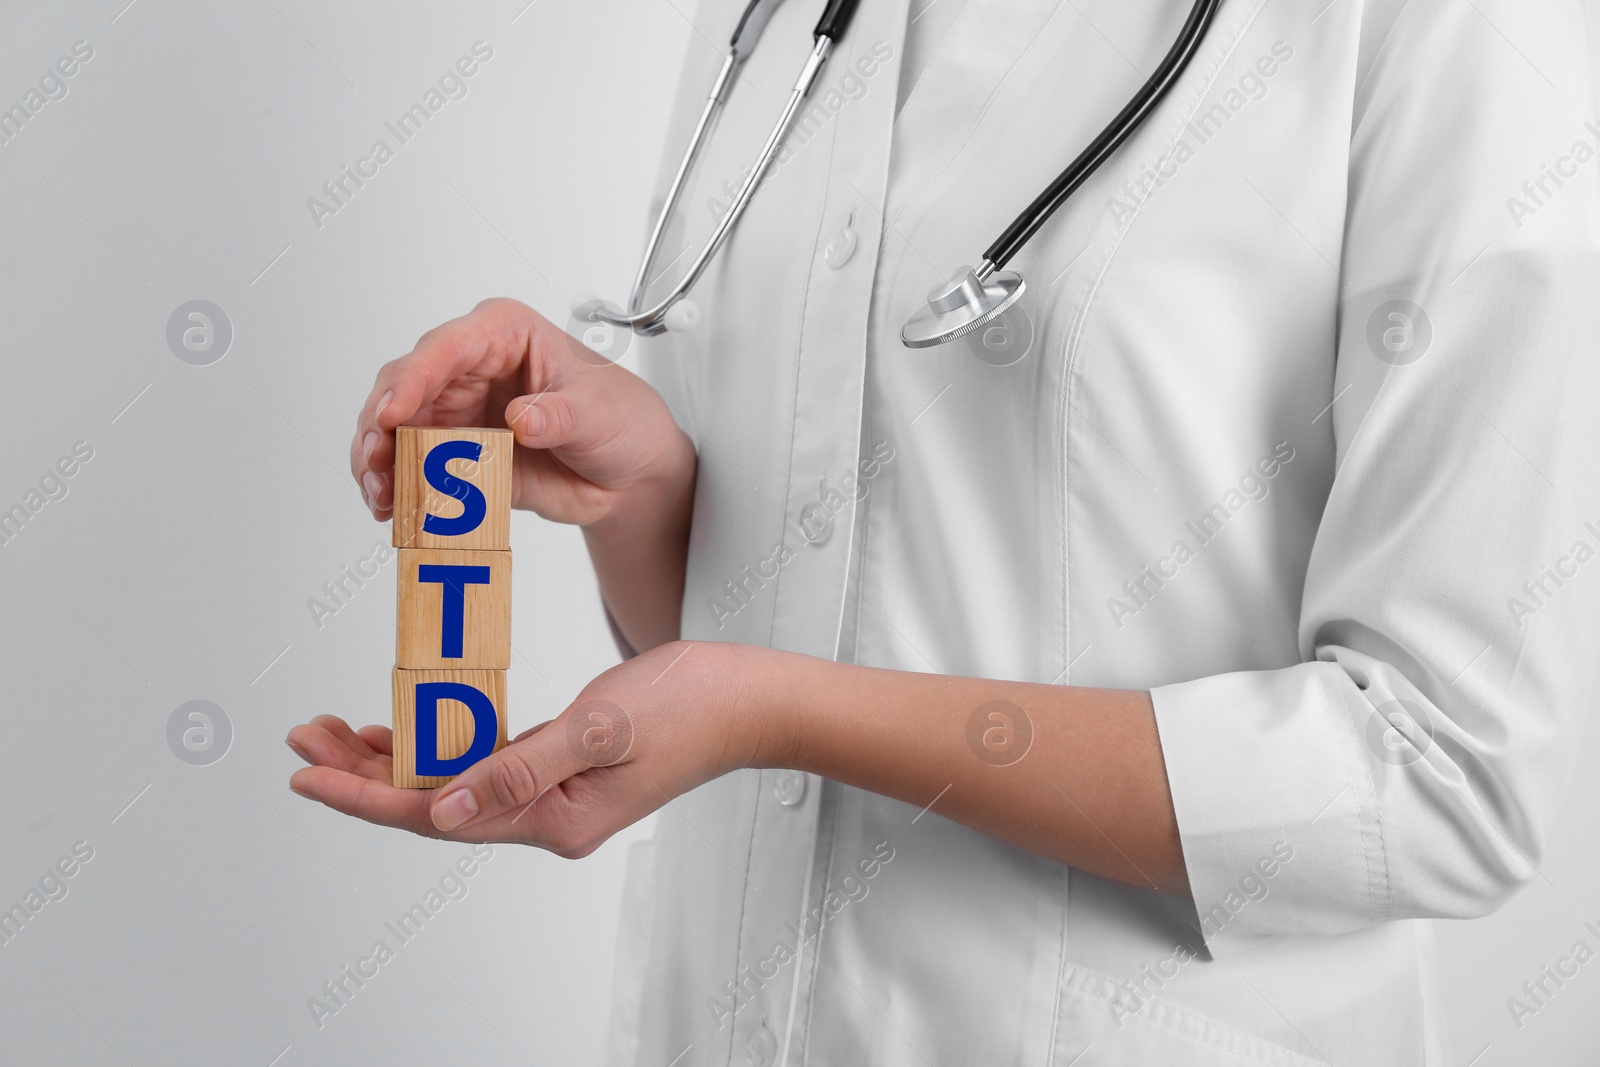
[663,299,701,334]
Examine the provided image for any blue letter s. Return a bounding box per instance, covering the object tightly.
[421,440,487,536]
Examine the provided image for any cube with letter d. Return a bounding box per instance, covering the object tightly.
[390,426,514,788]
[391,669,509,789]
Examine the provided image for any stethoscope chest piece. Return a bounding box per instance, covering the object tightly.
[901,265,1026,349]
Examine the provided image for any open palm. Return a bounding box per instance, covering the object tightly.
[287,641,764,857]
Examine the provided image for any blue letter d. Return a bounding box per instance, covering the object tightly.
[414,681,498,777]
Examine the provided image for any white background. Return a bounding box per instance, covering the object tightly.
[0,1,1596,1064]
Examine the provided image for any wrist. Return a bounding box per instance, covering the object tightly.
[726,644,827,772]
[585,431,697,537]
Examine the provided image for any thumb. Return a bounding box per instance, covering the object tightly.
[429,722,588,832]
[506,389,583,451]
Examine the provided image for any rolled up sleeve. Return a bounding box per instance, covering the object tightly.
[1152,0,1600,955]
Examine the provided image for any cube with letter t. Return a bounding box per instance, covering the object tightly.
[391,426,513,788]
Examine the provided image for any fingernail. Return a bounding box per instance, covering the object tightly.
[432,789,479,831]
[362,470,383,502]
[516,402,545,436]
[362,430,379,463]
[286,738,310,762]
[375,390,394,420]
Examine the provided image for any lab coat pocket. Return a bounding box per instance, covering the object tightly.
[602,835,657,1067]
[1053,962,1324,1067]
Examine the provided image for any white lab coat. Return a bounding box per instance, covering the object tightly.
[604,0,1600,1063]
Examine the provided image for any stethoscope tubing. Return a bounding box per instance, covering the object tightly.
[595,0,847,334]
[597,0,1221,336]
[983,0,1225,270]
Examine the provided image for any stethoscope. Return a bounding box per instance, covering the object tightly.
[588,0,1223,348]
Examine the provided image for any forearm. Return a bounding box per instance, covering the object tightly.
[581,451,697,653]
[746,647,1189,896]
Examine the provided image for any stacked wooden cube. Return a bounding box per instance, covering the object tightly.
[391,426,513,789]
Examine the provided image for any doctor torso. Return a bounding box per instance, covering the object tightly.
[606,0,1600,1064]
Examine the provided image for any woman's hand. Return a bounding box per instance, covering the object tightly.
[353,296,697,650]
[288,635,1188,893]
[286,642,787,855]
[351,297,693,529]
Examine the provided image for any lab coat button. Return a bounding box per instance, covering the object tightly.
[774,769,806,807]
[747,1022,778,1067]
[795,500,832,546]
[823,223,857,269]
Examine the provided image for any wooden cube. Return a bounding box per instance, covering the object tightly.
[391,668,507,788]
[393,426,514,551]
[396,548,511,669]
